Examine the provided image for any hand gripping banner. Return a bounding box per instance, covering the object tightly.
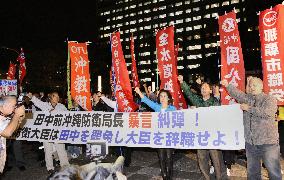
[218,11,245,105]
[259,4,284,104]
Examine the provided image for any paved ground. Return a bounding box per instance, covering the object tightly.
[1,142,283,180]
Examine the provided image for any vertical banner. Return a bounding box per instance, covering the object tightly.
[219,11,245,105]
[156,26,179,108]
[67,46,72,109]
[174,44,187,109]
[259,4,284,104]
[7,62,16,80]
[68,42,92,111]
[111,32,138,112]
[17,48,26,86]
[130,34,140,88]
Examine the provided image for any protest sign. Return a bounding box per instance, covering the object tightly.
[0,79,17,96]
[15,104,244,150]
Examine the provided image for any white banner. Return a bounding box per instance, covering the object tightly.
[0,79,17,96]
[14,104,244,150]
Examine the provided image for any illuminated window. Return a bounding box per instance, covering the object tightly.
[175,2,182,6]
[212,13,218,18]
[144,1,151,5]
[204,14,210,18]
[130,4,136,8]
[144,25,151,30]
[206,5,210,9]
[159,6,166,10]
[130,13,136,17]
[186,27,192,31]
[185,0,190,4]
[193,16,201,21]
[176,28,184,33]
[186,9,191,13]
[194,25,201,30]
[139,19,143,23]
[144,9,151,13]
[211,3,219,8]
[222,1,229,6]
[130,20,136,25]
[159,14,166,18]
[185,18,191,22]
[138,11,143,15]
[231,0,239,4]
[175,11,183,15]
[176,19,183,24]
[169,12,174,16]
[193,7,200,11]
[194,35,200,39]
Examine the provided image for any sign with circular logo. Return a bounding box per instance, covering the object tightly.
[263,11,277,27]
[111,35,118,48]
[222,18,236,33]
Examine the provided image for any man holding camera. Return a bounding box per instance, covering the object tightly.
[27,92,69,174]
[0,95,25,173]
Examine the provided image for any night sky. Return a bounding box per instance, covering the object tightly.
[0,0,101,94]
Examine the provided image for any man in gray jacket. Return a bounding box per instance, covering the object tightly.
[221,77,282,180]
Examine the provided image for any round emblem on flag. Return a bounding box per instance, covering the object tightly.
[263,11,277,27]
[222,18,236,32]
[111,36,118,48]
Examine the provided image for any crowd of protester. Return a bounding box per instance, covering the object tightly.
[0,74,284,180]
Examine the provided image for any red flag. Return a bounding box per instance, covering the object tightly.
[68,42,92,111]
[17,48,26,85]
[111,32,138,112]
[174,44,188,109]
[130,34,140,88]
[156,26,179,108]
[7,62,16,80]
[259,4,284,104]
[218,11,245,105]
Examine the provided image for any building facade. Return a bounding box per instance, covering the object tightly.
[97,0,282,85]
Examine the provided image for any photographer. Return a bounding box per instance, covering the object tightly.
[0,95,25,173]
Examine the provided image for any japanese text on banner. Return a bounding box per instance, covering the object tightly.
[14,104,245,150]
[68,42,92,110]
[156,26,180,108]
[259,4,284,104]
[111,32,138,112]
[218,11,245,105]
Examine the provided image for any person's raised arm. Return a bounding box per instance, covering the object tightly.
[220,79,249,104]
[135,87,159,111]
[100,95,117,109]
[27,93,50,111]
[178,75,201,105]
